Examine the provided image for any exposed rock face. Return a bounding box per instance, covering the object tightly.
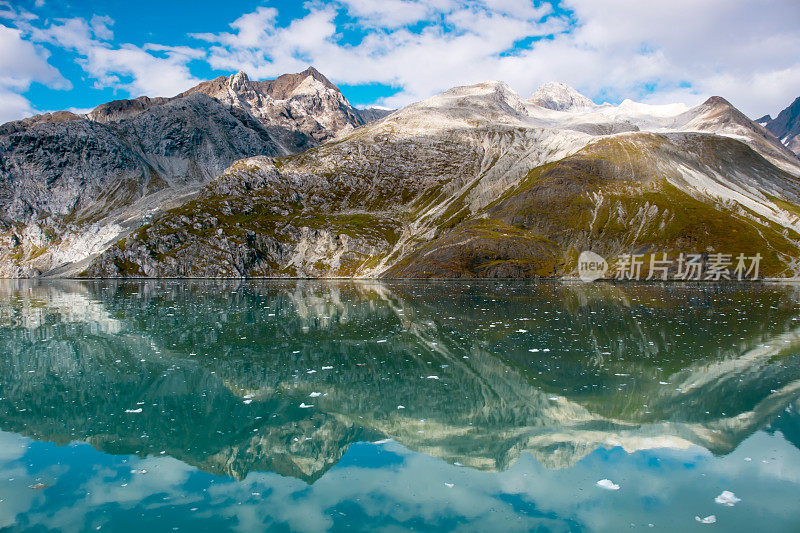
[83,81,800,279]
[2,74,800,279]
[356,106,394,123]
[0,68,389,276]
[529,82,597,111]
[87,95,170,123]
[179,67,377,151]
[760,96,800,157]
[0,93,282,223]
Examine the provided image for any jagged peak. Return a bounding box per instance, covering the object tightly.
[530,82,596,111]
[228,70,251,89]
[255,66,340,100]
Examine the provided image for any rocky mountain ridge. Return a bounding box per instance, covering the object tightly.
[1,73,799,279]
[759,96,800,157]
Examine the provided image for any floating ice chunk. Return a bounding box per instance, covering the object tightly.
[659,381,670,385]
[529,349,540,353]
[715,491,740,506]
[596,479,620,490]
[543,349,550,352]
[130,469,148,474]
[243,394,254,399]
[444,483,454,488]
[516,329,528,333]
[548,397,559,401]
[309,392,322,397]
[454,462,463,466]
[321,366,333,370]
[744,457,752,462]
[125,408,143,414]
[299,403,313,408]
[243,399,252,405]
[426,376,439,380]
[397,405,405,409]
[307,370,317,374]
[695,515,716,524]
[377,340,387,343]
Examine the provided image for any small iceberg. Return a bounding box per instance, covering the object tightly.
[695,515,716,524]
[596,479,620,490]
[309,392,322,397]
[299,403,314,408]
[125,408,143,414]
[715,491,741,506]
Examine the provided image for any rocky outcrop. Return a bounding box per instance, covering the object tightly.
[2,76,800,279]
[179,67,374,151]
[0,68,391,277]
[760,96,800,157]
[83,83,800,279]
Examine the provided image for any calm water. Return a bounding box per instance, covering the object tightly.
[0,280,799,532]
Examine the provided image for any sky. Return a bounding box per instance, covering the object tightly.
[1,0,799,123]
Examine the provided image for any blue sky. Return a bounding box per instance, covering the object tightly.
[1,0,799,122]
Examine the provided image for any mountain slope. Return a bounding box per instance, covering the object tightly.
[0,68,385,276]
[759,96,800,157]
[81,81,800,279]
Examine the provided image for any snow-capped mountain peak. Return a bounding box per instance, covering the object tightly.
[529,82,596,111]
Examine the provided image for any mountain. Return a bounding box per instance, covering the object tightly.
[530,81,597,111]
[0,68,386,276]
[2,78,800,278]
[759,96,800,157]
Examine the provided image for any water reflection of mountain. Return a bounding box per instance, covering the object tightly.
[0,280,799,481]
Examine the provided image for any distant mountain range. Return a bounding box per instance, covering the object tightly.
[0,67,799,278]
[758,96,800,157]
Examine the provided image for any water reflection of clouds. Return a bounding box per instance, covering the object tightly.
[0,280,800,530]
[3,430,800,531]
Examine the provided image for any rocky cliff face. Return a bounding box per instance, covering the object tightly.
[178,67,379,152]
[0,68,387,277]
[1,77,799,278]
[759,96,800,157]
[84,81,800,279]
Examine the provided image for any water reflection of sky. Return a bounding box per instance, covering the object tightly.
[1,426,799,532]
[0,280,799,531]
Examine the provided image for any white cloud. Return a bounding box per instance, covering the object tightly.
[0,24,67,122]
[19,15,204,99]
[188,0,800,117]
[2,0,799,121]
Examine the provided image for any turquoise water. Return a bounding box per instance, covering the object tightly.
[0,280,799,532]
